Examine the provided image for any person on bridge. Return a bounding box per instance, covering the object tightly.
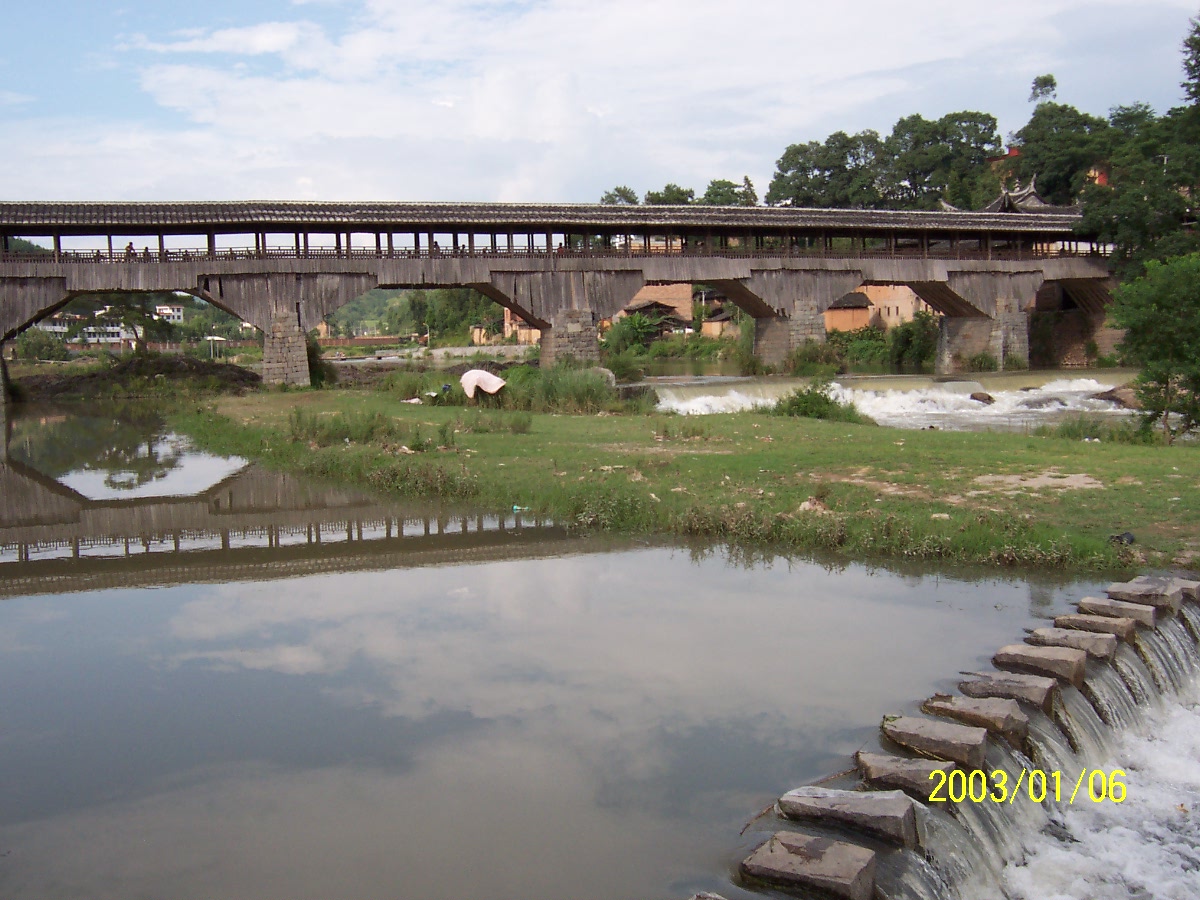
[124,242,135,260]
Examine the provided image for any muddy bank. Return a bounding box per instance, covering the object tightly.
[12,355,260,400]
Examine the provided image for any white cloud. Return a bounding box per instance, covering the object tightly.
[0,0,1194,200]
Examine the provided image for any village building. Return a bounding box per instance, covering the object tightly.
[823,292,881,332]
[614,283,694,323]
[857,285,938,329]
[700,306,737,338]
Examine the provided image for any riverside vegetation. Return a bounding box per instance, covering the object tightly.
[165,363,1198,573]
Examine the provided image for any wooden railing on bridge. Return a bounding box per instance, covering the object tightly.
[0,242,1110,265]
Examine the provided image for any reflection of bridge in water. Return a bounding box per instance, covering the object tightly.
[0,456,589,598]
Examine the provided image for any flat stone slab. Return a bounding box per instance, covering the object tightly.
[855,751,954,802]
[1078,595,1158,627]
[993,644,1087,687]
[1107,576,1185,611]
[1175,578,1200,601]
[1053,613,1138,641]
[959,671,1058,713]
[779,787,919,848]
[922,695,1028,742]
[1028,626,1118,659]
[881,715,988,769]
[742,832,876,900]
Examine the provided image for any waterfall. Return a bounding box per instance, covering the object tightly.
[1024,707,1079,773]
[874,849,957,900]
[914,806,1006,900]
[1054,685,1113,760]
[1112,643,1158,706]
[748,595,1200,900]
[911,599,1200,900]
[1179,603,1200,641]
[1082,660,1143,728]
[1135,628,1191,692]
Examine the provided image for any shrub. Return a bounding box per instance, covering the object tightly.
[1032,414,1159,445]
[603,349,646,383]
[602,313,659,354]
[887,311,939,373]
[785,339,842,377]
[826,326,889,371]
[502,364,616,413]
[732,320,767,375]
[306,337,337,387]
[962,351,999,372]
[288,409,426,448]
[767,380,873,424]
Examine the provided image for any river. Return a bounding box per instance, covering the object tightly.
[0,404,1193,900]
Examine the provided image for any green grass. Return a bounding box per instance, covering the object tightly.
[170,387,1200,573]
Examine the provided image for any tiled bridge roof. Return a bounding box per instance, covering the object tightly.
[0,201,1084,236]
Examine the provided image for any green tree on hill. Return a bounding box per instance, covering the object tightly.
[701,177,758,206]
[644,183,696,205]
[1007,101,1110,205]
[766,130,884,208]
[600,185,639,205]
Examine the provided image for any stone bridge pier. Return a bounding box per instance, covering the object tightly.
[199,272,378,385]
[483,269,646,366]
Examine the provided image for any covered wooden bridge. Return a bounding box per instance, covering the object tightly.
[0,201,1111,382]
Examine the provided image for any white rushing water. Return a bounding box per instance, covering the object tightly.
[654,375,1133,431]
[1003,683,1200,900]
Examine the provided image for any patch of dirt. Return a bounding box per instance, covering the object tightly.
[971,470,1104,493]
[15,355,260,399]
[813,472,927,497]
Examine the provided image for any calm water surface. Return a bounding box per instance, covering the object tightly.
[0,406,1105,900]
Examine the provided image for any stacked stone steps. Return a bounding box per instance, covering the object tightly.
[735,575,1200,900]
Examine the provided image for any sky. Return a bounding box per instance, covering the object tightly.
[0,0,1195,203]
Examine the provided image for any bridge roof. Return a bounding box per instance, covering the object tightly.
[0,200,1084,237]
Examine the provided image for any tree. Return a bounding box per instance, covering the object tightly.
[737,176,758,206]
[878,111,1001,209]
[643,183,695,205]
[766,130,883,207]
[1109,254,1200,443]
[601,312,660,354]
[1029,74,1058,103]
[600,185,639,205]
[1008,102,1109,204]
[15,328,70,360]
[1080,103,1200,278]
[1183,16,1200,104]
[701,179,741,205]
[699,176,757,206]
[64,293,176,353]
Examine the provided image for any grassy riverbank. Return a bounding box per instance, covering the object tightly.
[170,387,1200,572]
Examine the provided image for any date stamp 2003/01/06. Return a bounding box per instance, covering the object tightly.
[928,768,1127,804]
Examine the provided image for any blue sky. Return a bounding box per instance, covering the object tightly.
[1,0,1195,202]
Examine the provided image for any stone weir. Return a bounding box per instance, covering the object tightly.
[715,574,1200,900]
